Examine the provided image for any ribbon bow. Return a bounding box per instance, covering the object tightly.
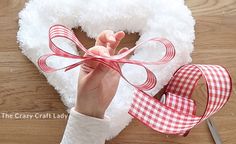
[38,25,232,136]
[38,25,175,91]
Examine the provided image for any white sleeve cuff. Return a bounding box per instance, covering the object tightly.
[61,107,110,144]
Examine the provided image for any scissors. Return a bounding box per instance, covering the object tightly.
[160,95,222,144]
[207,118,223,144]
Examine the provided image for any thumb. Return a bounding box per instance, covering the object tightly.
[80,46,109,74]
[117,47,130,67]
[84,46,109,69]
[84,47,111,82]
[91,47,129,79]
[118,47,129,55]
[89,63,110,81]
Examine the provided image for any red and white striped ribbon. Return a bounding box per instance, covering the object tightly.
[129,64,232,135]
[38,25,232,136]
[38,25,175,91]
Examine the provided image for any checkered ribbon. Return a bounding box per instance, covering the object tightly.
[129,64,232,135]
[38,25,232,136]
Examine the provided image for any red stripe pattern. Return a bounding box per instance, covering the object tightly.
[128,64,232,135]
[38,25,232,136]
[38,25,175,91]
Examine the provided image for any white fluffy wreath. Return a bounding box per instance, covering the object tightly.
[17,0,195,139]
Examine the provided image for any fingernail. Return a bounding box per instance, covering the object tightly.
[108,36,116,42]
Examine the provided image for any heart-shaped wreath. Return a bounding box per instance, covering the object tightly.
[18,0,196,139]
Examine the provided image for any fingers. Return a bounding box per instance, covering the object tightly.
[80,46,110,74]
[118,47,129,55]
[81,46,129,73]
[79,46,130,86]
[95,30,125,55]
[117,47,130,67]
[95,30,115,47]
[89,63,109,80]
[88,47,129,81]
[110,31,125,50]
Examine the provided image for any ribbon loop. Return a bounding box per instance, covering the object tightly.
[38,24,175,91]
[129,64,232,135]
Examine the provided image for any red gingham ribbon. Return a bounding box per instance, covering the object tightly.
[129,64,232,135]
[38,25,232,136]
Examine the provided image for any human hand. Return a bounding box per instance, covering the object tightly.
[75,30,128,118]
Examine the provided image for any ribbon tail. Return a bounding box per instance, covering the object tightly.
[64,59,89,72]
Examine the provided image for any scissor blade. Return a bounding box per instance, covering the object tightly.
[160,94,166,104]
[207,119,222,144]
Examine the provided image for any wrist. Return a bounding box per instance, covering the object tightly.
[74,105,104,119]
